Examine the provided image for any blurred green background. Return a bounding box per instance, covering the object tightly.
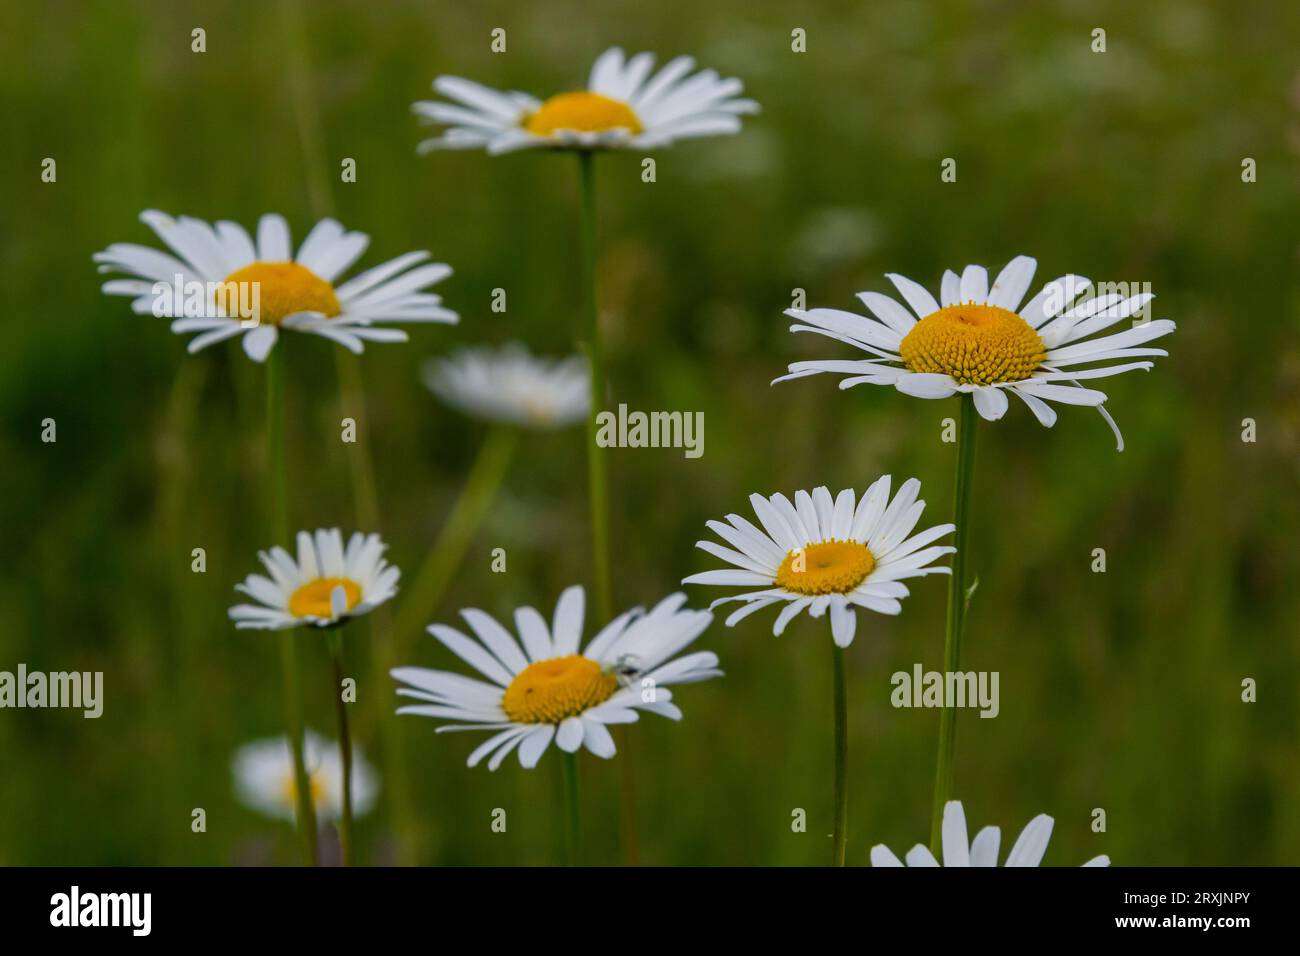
[1,0,1297,866]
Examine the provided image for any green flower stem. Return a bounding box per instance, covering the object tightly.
[267,345,318,865]
[327,629,354,866]
[577,152,613,626]
[155,361,207,860]
[380,427,515,865]
[562,751,582,866]
[390,427,517,660]
[929,392,979,854]
[831,641,848,867]
[576,152,640,866]
[377,426,512,868]
[280,0,414,862]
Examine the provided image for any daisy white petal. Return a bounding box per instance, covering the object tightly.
[427,626,516,687]
[971,385,1010,421]
[958,264,987,302]
[1005,814,1055,867]
[556,717,584,752]
[970,826,1002,867]
[257,213,292,261]
[940,270,961,306]
[941,800,971,866]
[1021,275,1092,327]
[870,845,906,867]
[581,719,617,759]
[467,728,526,769]
[895,372,958,399]
[459,608,530,675]
[855,292,917,336]
[987,255,1037,311]
[905,845,941,867]
[517,725,555,768]
[885,272,940,319]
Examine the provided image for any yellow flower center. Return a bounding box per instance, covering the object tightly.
[524,91,643,137]
[899,304,1046,386]
[520,394,557,424]
[280,770,326,811]
[502,655,618,724]
[288,577,362,618]
[219,261,341,326]
[775,540,876,596]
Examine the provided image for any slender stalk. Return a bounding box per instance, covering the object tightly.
[831,641,848,866]
[267,346,318,864]
[279,0,379,531]
[929,393,979,854]
[390,427,517,660]
[155,360,207,860]
[562,751,582,866]
[577,152,613,625]
[280,0,414,862]
[575,152,640,865]
[328,629,354,866]
[378,427,515,865]
[616,725,640,866]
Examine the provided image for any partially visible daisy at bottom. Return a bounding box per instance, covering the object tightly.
[392,585,720,769]
[422,341,589,429]
[871,800,1110,867]
[232,730,379,823]
[228,529,399,630]
[683,477,955,646]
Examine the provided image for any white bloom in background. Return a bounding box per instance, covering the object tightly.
[870,800,1111,867]
[423,342,589,429]
[683,477,954,647]
[232,730,378,823]
[414,47,758,154]
[393,586,721,770]
[776,255,1176,449]
[229,529,399,630]
[95,210,456,361]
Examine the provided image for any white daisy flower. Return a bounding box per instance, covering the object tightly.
[870,800,1111,867]
[392,586,721,770]
[94,210,457,362]
[422,342,589,429]
[775,256,1176,450]
[682,478,954,647]
[229,529,400,630]
[414,47,758,155]
[232,730,379,824]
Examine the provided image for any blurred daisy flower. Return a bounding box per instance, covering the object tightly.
[232,730,378,823]
[684,478,954,647]
[392,586,720,769]
[94,210,456,361]
[870,800,1110,867]
[423,342,589,429]
[414,47,758,154]
[229,529,399,630]
[776,256,1175,449]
